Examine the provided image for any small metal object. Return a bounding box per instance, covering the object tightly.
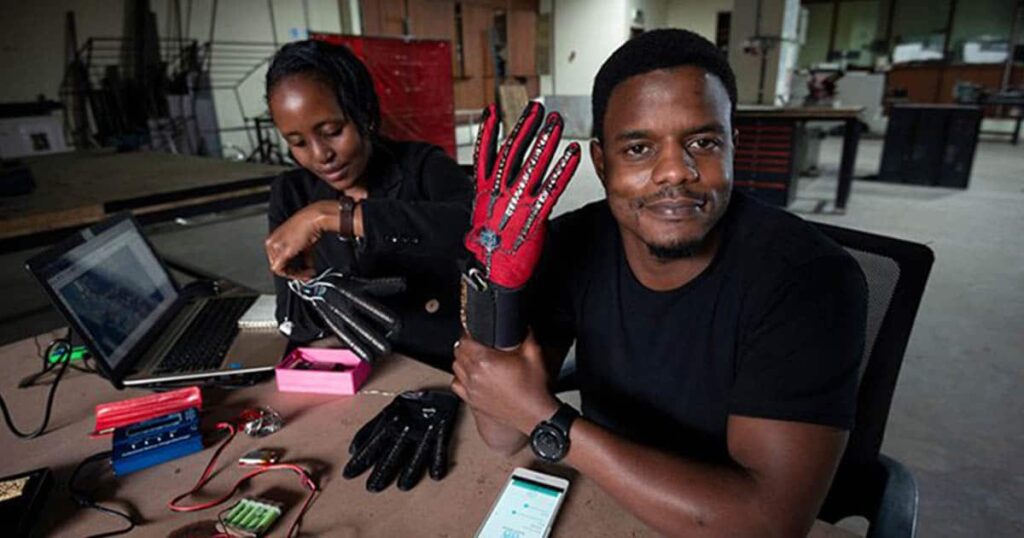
[462,267,489,292]
[238,448,282,466]
[239,407,283,438]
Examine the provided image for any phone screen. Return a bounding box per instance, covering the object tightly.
[476,475,565,538]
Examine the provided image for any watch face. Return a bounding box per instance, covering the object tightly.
[531,425,566,461]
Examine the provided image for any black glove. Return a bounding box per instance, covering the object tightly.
[343,389,460,492]
[287,270,405,363]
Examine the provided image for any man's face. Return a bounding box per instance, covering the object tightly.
[269,74,370,192]
[592,66,734,259]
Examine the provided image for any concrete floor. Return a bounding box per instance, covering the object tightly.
[1,136,1021,537]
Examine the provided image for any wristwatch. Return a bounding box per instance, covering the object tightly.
[338,194,357,241]
[530,403,579,463]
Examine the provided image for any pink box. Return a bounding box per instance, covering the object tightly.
[275,347,371,395]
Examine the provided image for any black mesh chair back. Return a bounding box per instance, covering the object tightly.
[813,222,933,538]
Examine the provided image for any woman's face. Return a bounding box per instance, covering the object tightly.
[269,74,371,191]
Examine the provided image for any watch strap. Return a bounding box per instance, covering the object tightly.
[547,403,579,436]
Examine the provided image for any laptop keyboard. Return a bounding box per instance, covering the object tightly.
[153,296,257,374]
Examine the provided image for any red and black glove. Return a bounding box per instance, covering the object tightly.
[461,102,581,348]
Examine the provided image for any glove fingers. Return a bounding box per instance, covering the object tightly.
[493,102,544,196]
[428,391,459,481]
[495,112,565,233]
[337,309,392,360]
[536,142,582,222]
[366,426,413,492]
[528,114,569,197]
[352,411,385,452]
[429,416,453,481]
[472,104,500,188]
[333,282,401,334]
[314,287,391,358]
[343,417,396,479]
[510,143,582,253]
[349,407,389,455]
[397,424,436,491]
[318,303,378,362]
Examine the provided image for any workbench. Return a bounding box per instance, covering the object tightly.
[0,150,287,252]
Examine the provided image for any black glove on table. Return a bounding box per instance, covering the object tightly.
[287,270,405,363]
[343,389,460,492]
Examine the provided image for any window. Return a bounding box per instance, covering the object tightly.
[833,0,880,66]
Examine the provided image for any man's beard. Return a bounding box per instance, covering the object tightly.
[646,237,705,260]
[632,185,728,261]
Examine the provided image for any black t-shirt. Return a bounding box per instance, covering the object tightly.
[530,192,867,461]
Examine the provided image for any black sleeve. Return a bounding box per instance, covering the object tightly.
[527,220,577,354]
[729,255,867,429]
[359,147,472,259]
[268,175,325,343]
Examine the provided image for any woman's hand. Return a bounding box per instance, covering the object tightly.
[265,200,338,280]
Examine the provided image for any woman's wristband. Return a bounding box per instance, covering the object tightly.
[338,194,357,240]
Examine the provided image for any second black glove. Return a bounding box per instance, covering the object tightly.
[342,389,460,492]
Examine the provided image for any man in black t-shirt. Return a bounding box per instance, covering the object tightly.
[451,29,867,537]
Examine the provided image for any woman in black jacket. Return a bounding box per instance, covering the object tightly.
[263,39,471,369]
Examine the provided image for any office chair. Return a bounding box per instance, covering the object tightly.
[813,222,932,538]
[554,222,932,538]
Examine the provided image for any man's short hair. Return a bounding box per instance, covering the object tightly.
[591,29,738,141]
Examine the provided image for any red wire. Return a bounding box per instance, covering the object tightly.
[168,421,319,537]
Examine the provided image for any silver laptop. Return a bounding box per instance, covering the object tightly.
[26,213,286,388]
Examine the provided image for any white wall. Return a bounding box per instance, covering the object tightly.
[548,0,737,97]
[552,0,628,95]
[666,0,732,42]
[627,0,668,33]
[0,0,348,155]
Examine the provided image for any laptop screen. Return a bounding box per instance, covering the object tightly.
[43,219,178,369]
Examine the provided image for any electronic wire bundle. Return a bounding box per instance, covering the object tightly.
[169,421,319,538]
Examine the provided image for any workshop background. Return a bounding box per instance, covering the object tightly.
[0,1,1021,537]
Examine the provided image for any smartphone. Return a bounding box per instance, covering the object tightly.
[475,467,570,538]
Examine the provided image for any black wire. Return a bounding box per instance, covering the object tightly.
[0,332,72,439]
[69,450,136,538]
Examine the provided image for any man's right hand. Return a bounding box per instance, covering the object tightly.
[265,200,337,280]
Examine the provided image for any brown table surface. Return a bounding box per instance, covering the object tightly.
[0,150,286,241]
[0,331,856,537]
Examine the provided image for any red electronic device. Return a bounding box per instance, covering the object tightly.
[92,386,202,436]
[310,33,457,158]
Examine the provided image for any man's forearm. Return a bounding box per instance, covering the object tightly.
[564,419,811,538]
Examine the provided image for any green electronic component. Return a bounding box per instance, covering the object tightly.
[47,345,89,364]
[222,497,282,537]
